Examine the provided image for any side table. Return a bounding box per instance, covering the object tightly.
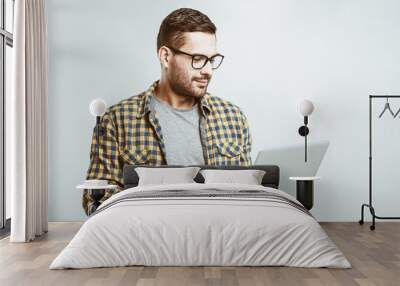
[289,177,320,210]
[76,184,118,214]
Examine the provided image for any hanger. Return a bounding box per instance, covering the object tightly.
[379,97,395,118]
[394,107,400,118]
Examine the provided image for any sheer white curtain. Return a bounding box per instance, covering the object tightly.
[9,0,48,242]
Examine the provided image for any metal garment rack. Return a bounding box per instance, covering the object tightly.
[359,95,400,230]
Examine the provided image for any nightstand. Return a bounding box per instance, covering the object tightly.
[289,177,320,210]
[76,184,118,214]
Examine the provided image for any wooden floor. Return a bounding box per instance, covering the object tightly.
[0,222,399,286]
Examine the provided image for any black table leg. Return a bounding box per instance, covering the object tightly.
[89,189,105,214]
[296,180,314,210]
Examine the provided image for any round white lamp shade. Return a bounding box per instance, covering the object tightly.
[299,99,314,116]
[89,98,107,117]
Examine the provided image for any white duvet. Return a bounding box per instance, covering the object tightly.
[50,183,351,269]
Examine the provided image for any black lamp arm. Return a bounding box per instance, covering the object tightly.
[95,116,106,158]
[298,116,310,162]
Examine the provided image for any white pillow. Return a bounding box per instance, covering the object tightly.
[135,167,201,186]
[200,169,266,185]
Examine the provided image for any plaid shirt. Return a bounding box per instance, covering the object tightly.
[83,80,252,215]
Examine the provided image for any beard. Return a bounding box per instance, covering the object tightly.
[168,61,211,99]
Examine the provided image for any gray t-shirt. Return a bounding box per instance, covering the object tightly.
[150,95,205,165]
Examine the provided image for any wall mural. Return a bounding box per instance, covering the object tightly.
[82,8,252,215]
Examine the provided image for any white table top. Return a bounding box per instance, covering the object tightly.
[289,176,321,181]
[76,184,119,190]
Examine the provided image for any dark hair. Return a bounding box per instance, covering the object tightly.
[157,8,217,51]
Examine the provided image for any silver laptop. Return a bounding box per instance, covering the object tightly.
[254,140,329,193]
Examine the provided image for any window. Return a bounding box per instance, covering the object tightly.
[0,0,14,236]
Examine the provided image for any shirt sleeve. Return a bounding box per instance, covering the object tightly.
[239,110,252,166]
[83,111,123,216]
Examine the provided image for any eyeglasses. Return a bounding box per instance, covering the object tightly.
[166,46,224,70]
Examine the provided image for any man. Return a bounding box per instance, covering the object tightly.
[83,8,252,215]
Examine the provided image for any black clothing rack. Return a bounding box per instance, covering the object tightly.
[359,95,400,230]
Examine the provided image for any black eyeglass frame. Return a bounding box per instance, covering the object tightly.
[165,46,224,70]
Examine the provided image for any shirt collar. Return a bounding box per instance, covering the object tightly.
[136,80,212,119]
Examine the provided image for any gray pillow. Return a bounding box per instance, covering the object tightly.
[135,167,201,186]
[200,169,266,185]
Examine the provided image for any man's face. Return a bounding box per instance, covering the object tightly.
[167,32,218,98]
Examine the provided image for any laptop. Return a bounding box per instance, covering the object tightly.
[254,140,329,193]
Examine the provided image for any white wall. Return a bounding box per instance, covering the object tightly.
[47,0,400,221]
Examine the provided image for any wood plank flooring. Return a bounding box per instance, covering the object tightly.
[0,222,399,286]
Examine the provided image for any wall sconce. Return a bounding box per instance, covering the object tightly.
[298,99,315,162]
[87,99,108,213]
[89,98,107,156]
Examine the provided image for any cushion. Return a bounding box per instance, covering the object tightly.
[200,169,266,185]
[135,166,201,186]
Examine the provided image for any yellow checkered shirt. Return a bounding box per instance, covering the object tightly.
[83,80,252,215]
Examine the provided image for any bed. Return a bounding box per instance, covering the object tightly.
[50,165,351,269]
